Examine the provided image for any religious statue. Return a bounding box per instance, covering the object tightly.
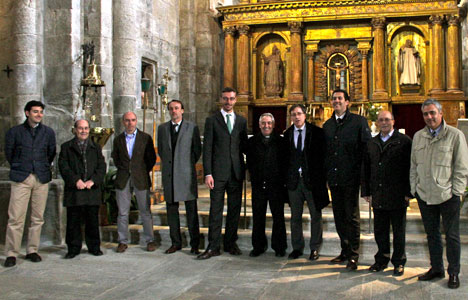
[398,39,421,85]
[262,46,284,97]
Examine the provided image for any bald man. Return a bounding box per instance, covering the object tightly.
[362,110,412,276]
[111,111,157,253]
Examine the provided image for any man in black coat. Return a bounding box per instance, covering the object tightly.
[363,111,412,276]
[323,89,371,270]
[246,113,287,257]
[284,104,329,260]
[4,100,56,268]
[59,119,106,258]
[198,87,248,259]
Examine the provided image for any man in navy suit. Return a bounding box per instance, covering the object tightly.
[198,87,248,259]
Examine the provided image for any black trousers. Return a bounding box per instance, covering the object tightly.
[373,208,407,267]
[417,194,461,275]
[288,178,322,252]
[251,184,287,253]
[330,185,361,261]
[66,205,100,254]
[166,200,200,249]
[207,170,243,252]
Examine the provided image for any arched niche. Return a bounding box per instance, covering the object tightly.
[254,33,288,100]
[388,25,428,97]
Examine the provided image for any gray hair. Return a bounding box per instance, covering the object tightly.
[259,113,275,123]
[422,99,442,113]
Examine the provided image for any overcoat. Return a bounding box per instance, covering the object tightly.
[362,131,412,210]
[157,120,201,202]
[111,129,156,190]
[283,122,330,209]
[58,138,106,207]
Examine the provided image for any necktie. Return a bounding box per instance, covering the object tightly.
[297,129,303,154]
[226,114,232,134]
[431,130,437,138]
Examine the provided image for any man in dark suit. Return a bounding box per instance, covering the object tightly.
[284,104,329,260]
[59,119,107,259]
[362,111,412,276]
[198,87,248,259]
[323,89,371,270]
[111,111,157,253]
[157,100,202,255]
[246,113,287,257]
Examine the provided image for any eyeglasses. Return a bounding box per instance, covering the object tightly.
[291,112,304,117]
[377,118,393,122]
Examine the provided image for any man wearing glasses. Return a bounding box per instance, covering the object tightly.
[362,111,412,276]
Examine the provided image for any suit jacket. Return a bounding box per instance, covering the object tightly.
[284,122,330,210]
[157,120,202,202]
[59,138,106,207]
[111,129,156,190]
[203,111,248,181]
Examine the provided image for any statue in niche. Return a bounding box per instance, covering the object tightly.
[327,53,349,96]
[398,39,421,85]
[262,45,284,97]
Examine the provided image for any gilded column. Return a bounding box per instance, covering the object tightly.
[237,25,250,98]
[446,15,462,93]
[357,39,372,101]
[371,17,388,99]
[288,21,304,101]
[429,15,444,93]
[305,41,319,102]
[223,26,236,89]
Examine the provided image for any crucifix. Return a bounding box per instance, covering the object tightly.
[3,65,13,78]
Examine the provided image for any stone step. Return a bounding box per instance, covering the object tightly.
[149,200,468,235]
[100,224,468,260]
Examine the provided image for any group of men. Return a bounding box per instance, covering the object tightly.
[3,89,468,290]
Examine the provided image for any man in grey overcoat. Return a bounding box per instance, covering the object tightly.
[157,100,202,254]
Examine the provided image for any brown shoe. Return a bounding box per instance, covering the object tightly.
[147,242,157,252]
[164,245,181,254]
[116,243,128,253]
[197,249,221,260]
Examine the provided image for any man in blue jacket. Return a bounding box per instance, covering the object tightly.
[4,100,56,267]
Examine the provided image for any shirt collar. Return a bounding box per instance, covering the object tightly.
[125,128,137,138]
[294,124,305,131]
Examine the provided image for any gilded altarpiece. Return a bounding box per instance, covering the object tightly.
[219,0,467,131]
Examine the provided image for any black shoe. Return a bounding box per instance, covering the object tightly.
[228,244,242,256]
[369,262,387,272]
[65,253,78,259]
[197,249,221,260]
[25,253,42,263]
[275,250,286,257]
[4,257,16,267]
[309,250,320,261]
[190,248,201,255]
[89,250,103,256]
[331,254,347,263]
[393,265,404,276]
[165,245,182,254]
[418,268,445,281]
[249,248,265,257]
[346,259,358,271]
[448,274,460,289]
[288,250,303,259]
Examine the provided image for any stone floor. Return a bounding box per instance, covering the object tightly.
[1,241,467,300]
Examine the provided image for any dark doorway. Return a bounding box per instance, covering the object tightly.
[392,104,426,139]
[252,107,287,135]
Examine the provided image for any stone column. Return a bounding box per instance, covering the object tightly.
[446,14,462,93]
[429,15,444,94]
[223,26,236,89]
[357,39,372,101]
[305,41,319,102]
[113,0,138,132]
[237,25,250,100]
[11,0,41,124]
[288,22,304,101]
[371,17,388,99]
